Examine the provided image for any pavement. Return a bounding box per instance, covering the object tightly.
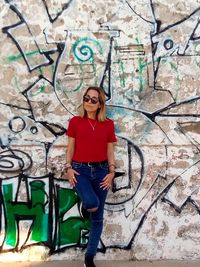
[0,260,200,267]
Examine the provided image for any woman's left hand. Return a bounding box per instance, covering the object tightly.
[100,173,115,190]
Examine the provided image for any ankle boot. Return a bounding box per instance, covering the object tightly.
[84,256,96,267]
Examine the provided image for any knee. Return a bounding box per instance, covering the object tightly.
[84,197,99,212]
[87,207,98,212]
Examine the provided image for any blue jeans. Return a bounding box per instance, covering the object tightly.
[72,161,109,257]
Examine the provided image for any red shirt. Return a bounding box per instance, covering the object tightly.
[67,116,117,162]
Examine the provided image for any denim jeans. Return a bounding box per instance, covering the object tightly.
[72,161,109,257]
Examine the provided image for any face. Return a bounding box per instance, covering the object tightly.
[83,89,101,114]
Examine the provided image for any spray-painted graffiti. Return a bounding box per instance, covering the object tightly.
[0,0,200,261]
[0,173,90,253]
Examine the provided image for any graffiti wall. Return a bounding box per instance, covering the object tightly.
[0,0,200,262]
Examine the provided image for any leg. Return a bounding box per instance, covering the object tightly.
[85,166,108,258]
[73,163,109,262]
[74,172,100,211]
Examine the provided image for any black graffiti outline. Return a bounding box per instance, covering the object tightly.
[103,156,200,250]
[0,149,32,173]
[150,6,200,81]
[42,0,74,23]
[9,116,26,133]
[1,0,200,255]
[2,1,57,72]
[0,174,51,252]
[108,136,144,196]
[161,159,200,214]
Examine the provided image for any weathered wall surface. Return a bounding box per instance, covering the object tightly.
[0,0,200,262]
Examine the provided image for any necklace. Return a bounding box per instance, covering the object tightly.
[88,118,97,131]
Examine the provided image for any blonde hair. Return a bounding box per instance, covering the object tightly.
[79,86,107,122]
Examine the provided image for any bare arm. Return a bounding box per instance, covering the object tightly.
[66,136,75,164]
[100,142,116,190]
[66,137,79,186]
[107,142,116,173]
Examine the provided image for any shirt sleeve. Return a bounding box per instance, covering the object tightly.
[108,120,117,143]
[67,117,76,138]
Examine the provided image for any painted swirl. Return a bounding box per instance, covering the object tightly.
[73,37,103,62]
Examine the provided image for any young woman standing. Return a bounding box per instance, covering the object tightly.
[66,86,117,267]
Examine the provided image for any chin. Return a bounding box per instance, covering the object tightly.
[85,108,96,112]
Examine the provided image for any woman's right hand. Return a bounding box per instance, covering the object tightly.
[66,168,79,187]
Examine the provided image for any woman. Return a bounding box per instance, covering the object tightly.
[66,86,117,267]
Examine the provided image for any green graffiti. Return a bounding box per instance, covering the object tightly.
[13,76,21,93]
[138,57,144,93]
[169,61,180,101]
[193,55,200,69]
[135,37,147,95]
[1,177,91,252]
[58,64,83,93]
[2,180,48,247]
[7,50,55,96]
[72,37,103,63]
[61,37,103,93]
[119,60,125,87]
[195,59,200,69]
[56,187,90,247]
[73,64,84,92]
[6,50,40,63]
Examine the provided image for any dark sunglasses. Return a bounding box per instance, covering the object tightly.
[83,95,99,104]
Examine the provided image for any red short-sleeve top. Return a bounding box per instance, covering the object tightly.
[67,116,117,162]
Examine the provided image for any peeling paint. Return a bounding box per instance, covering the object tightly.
[1,0,200,262]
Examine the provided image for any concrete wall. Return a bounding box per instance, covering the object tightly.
[0,0,200,262]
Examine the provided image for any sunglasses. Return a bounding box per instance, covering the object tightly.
[83,95,99,104]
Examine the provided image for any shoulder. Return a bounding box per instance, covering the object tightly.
[68,116,84,128]
[105,117,115,125]
[69,116,83,123]
[100,118,115,128]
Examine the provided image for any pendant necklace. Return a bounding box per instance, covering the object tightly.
[88,118,97,131]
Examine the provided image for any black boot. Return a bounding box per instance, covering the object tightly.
[84,256,96,267]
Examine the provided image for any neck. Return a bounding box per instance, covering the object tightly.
[87,112,97,120]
